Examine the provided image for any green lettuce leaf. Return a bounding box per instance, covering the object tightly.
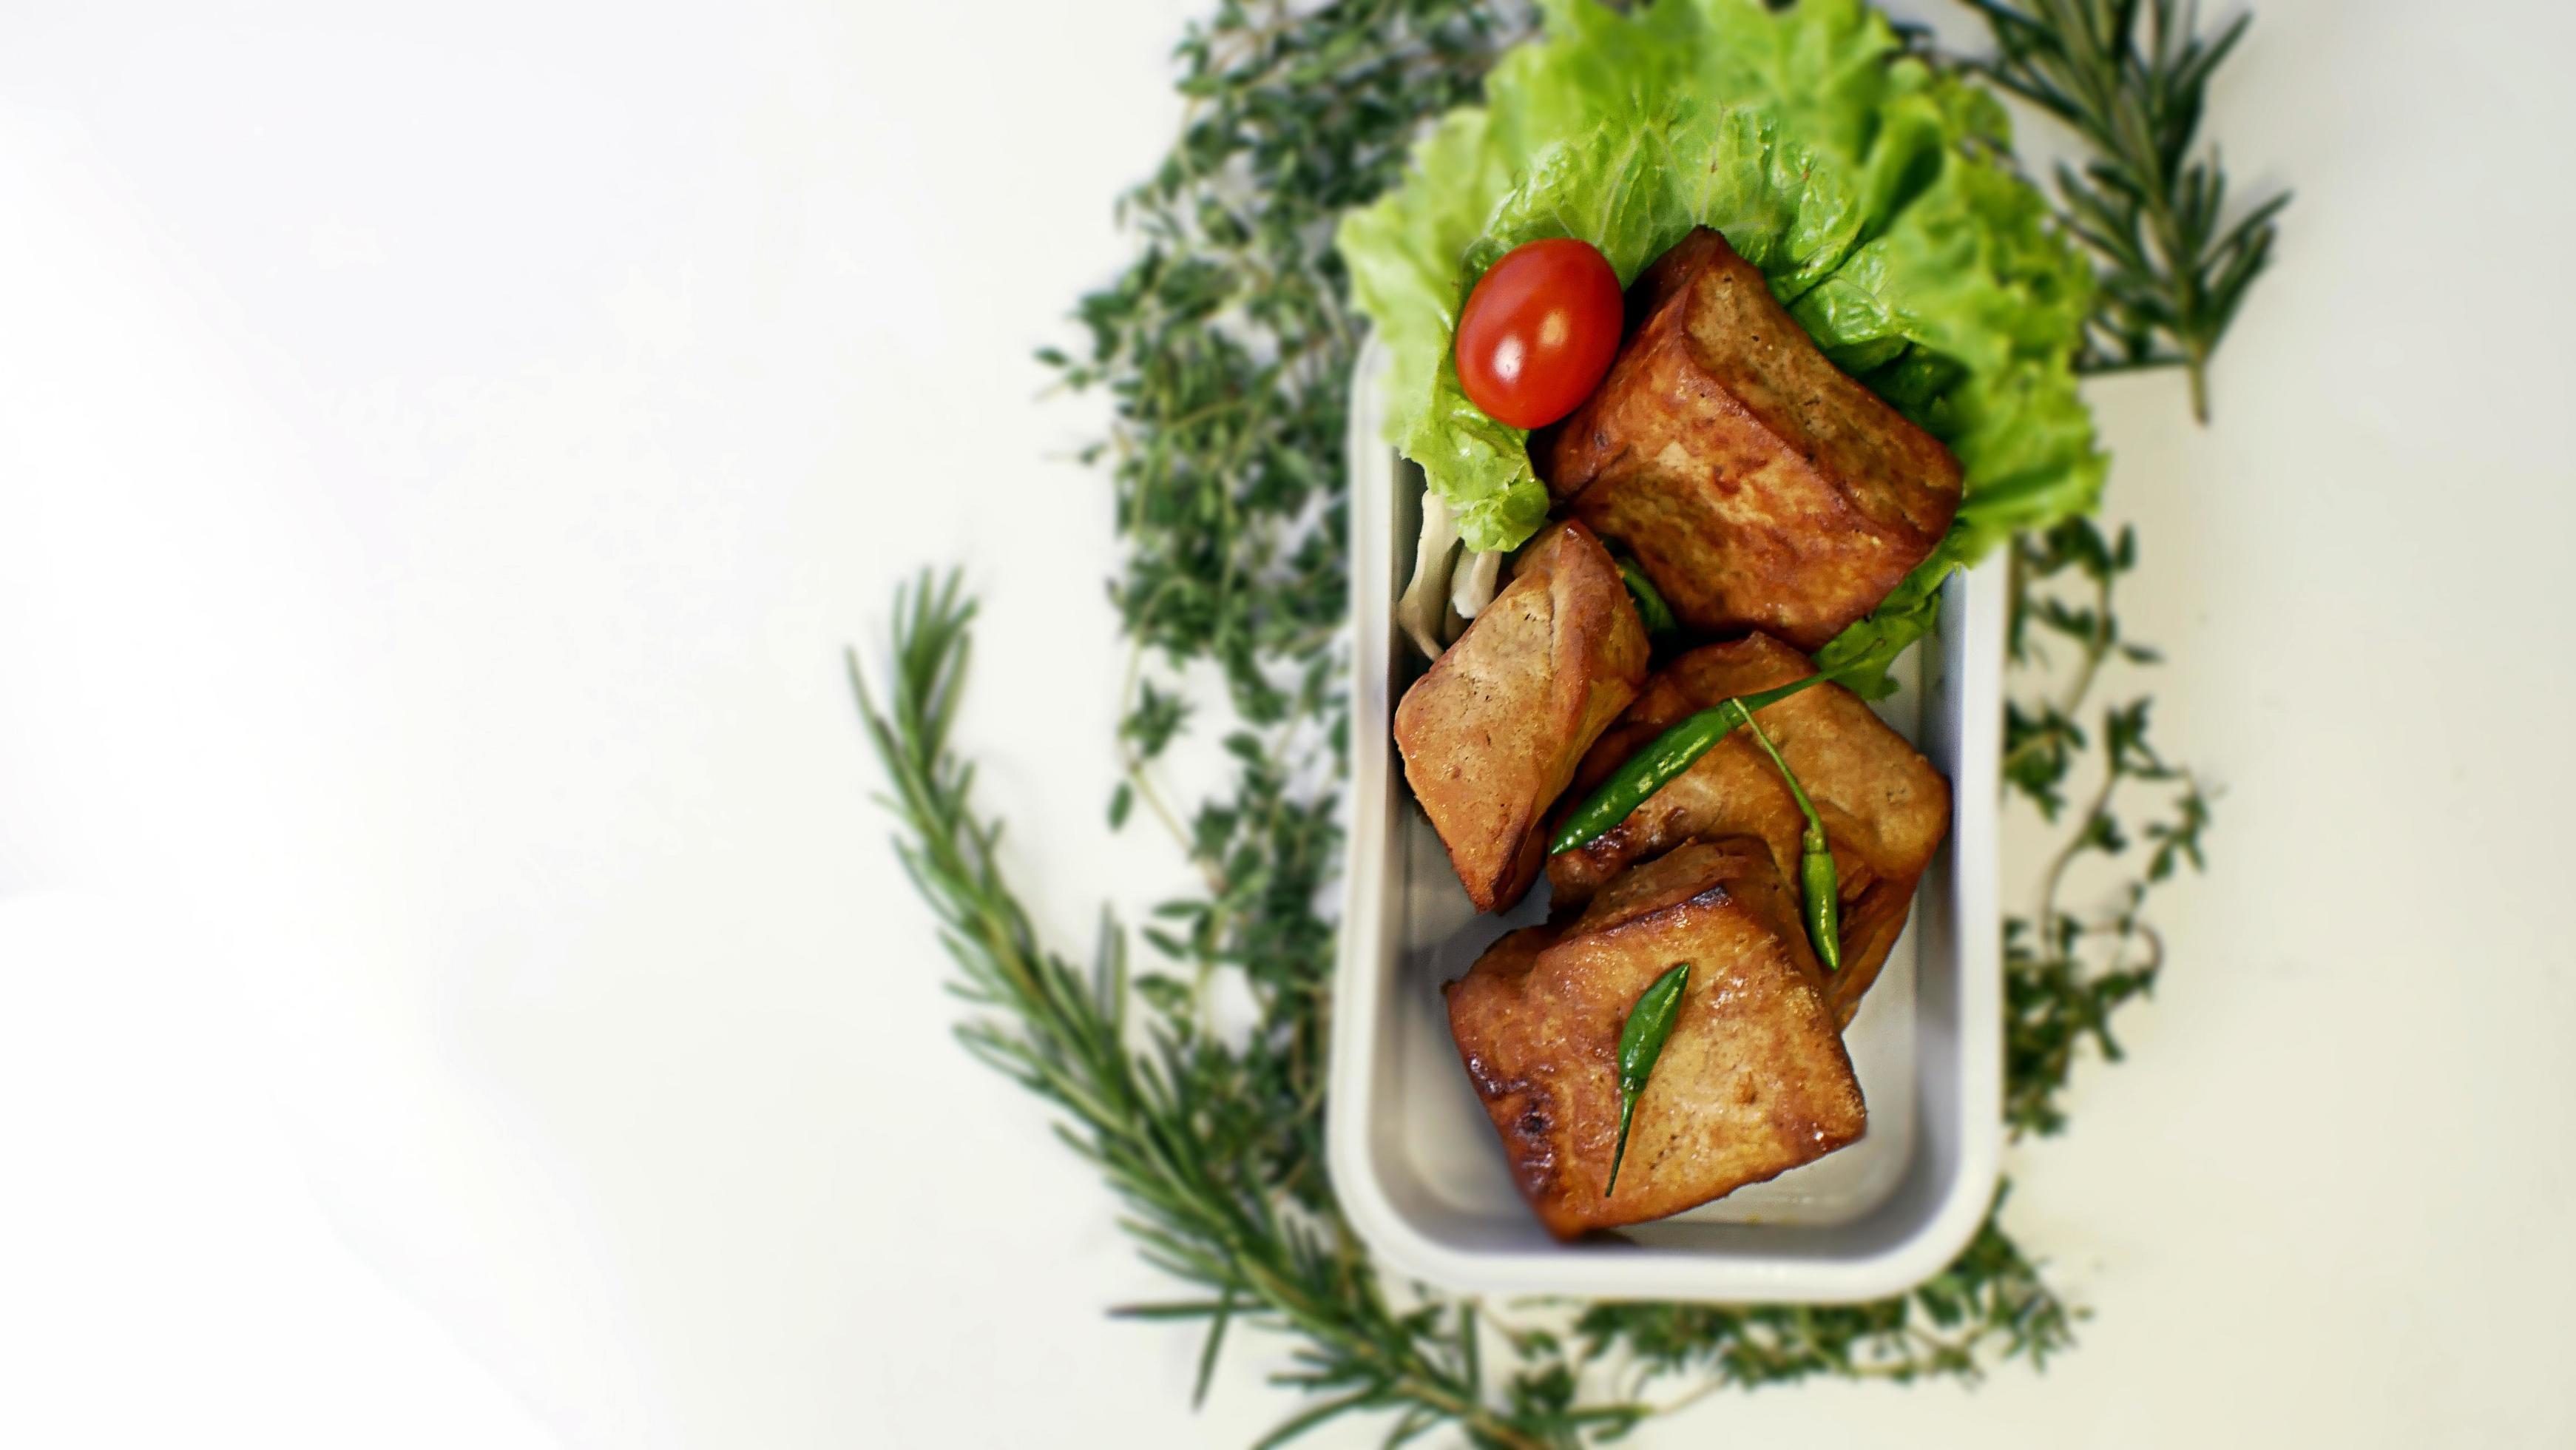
[1338,0,2105,691]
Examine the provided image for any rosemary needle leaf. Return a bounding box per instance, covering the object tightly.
[1194,1287,1237,1409]
[1109,1300,1234,1321]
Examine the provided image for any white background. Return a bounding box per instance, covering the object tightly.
[3,1,2572,1446]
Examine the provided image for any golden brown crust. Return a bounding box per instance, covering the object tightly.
[1444,840,1864,1239]
[1546,633,1950,1025]
[1393,521,1650,912]
[1535,229,1961,651]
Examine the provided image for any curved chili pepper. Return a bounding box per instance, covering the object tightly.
[1731,700,1842,974]
[1547,672,1830,854]
[1606,960,1691,1197]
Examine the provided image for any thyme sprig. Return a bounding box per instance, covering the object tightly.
[858,0,2259,1441]
[2001,517,2211,1136]
[1963,0,2291,419]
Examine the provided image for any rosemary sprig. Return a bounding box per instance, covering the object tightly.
[853,573,1614,1450]
[1964,0,2291,420]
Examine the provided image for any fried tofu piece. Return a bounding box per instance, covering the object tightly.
[1394,520,1649,912]
[1535,228,1961,651]
[1444,840,1865,1238]
[1547,633,1950,1025]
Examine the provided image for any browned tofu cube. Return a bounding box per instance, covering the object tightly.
[1393,520,1649,913]
[1537,228,1961,651]
[1445,839,1865,1238]
[1547,633,1950,1025]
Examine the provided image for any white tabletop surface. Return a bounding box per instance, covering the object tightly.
[4,1,2572,1446]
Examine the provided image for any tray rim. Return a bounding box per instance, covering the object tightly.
[1324,336,2002,1303]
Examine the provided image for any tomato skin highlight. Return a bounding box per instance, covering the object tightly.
[1453,237,1623,430]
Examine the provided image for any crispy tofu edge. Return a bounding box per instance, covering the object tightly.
[1533,227,1964,649]
[1542,633,1953,1026]
[1393,520,1649,913]
[1445,840,1866,1240]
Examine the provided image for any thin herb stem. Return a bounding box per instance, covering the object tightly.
[1115,629,1221,891]
[2038,743,2121,932]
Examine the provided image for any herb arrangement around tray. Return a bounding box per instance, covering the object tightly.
[856,1,2278,1443]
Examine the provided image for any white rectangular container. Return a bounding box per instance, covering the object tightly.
[1326,340,2003,1303]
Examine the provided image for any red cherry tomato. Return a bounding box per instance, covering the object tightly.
[1453,237,1623,430]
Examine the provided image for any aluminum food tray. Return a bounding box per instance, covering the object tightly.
[1325,338,2002,1301]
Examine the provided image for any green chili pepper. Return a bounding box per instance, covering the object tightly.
[1731,700,1842,974]
[1606,960,1691,1197]
[1548,673,1830,854]
[1614,556,1678,638]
